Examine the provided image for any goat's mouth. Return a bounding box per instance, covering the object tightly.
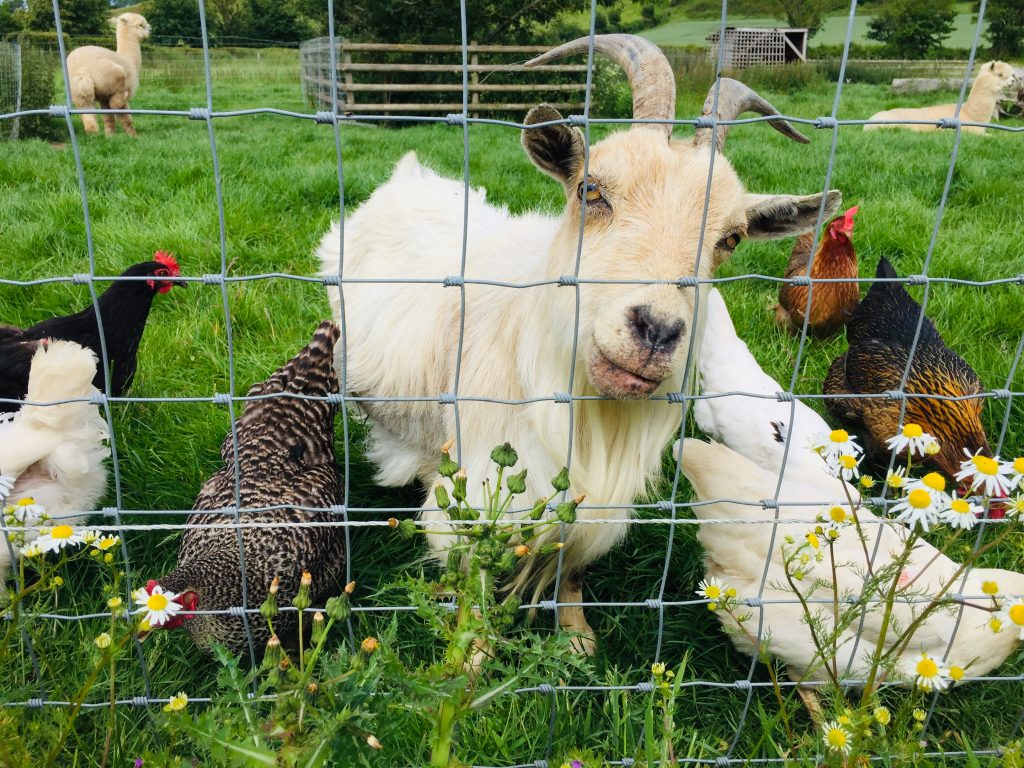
[588,349,661,400]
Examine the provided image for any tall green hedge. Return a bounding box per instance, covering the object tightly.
[5,32,66,140]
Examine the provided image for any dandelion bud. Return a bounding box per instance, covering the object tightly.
[924,440,941,456]
[434,484,450,509]
[325,593,351,622]
[345,581,356,594]
[307,682,318,695]
[529,498,547,520]
[514,544,529,557]
[537,542,564,556]
[103,552,114,564]
[367,734,383,750]
[554,495,583,524]
[506,469,527,495]
[387,517,399,528]
[551,467,570,493]
[263,635,283,667]
[293,572,312,612]
[361,636,379,654]
[312,611,326,644]
[452,469,468,502]
[260,577,280,620]
[873,706,891,726]
[490,442,518,468]
[398,518,417,539]
[94,632,112,649]
[651,662,666,676]
[439,440,459,478]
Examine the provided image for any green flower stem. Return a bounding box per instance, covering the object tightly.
[829,540,839,683]
[842,480,876,581]
[430,698,459,768]
[781,551,841,689]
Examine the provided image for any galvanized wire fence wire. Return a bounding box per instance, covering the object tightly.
[1,0,1023,762]
[0,41,20,140]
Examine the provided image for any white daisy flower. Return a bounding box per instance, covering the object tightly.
[32,524,86,553]
[914,652,949,692]
[0,475,14,501]
[812,429,862,461]
[696,577,728,601]
[19,541,43,558]
[940,495,981,530]
[1007,457,1024,491]
[906,472,953,509]
[822,720,852,755]
[133,584,182,628]
[890,488,941,532]
[91,535,120,552]
[825,452,861,482]
[1004,494,1024,519]
[955,451,1013,498]
[996,598,1024,640]
[10,497,46,524]
[886,467,908,490]
[885,423,937,459]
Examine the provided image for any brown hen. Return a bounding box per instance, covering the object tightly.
[775,206,860,337]
[823,258,990,476]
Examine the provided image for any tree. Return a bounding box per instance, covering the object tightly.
[773,0,843,38]
[981,0,1024,59]
[0,0,19,35]
[867,0,956,59]
[25,0,110,34]
[147,0,204,43]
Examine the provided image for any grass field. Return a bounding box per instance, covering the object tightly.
[1,46,1024,765]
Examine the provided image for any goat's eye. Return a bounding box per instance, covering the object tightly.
[577,179,604,205]
[716,232,742,251]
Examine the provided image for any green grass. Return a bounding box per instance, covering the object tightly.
[2,48,1024,765]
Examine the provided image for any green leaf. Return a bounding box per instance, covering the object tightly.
[298,736,334,768]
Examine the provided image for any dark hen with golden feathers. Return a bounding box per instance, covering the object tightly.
[149,321,345,656]
[823,258,989,476]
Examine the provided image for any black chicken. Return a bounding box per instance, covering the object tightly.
[145,321,346,656]
[823,258,990,476]
[0,253,184,410]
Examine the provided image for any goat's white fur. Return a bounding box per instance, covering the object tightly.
[68,13,151,137]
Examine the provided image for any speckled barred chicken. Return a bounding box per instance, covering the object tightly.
[150,321,346,656]
[823,258,990,476]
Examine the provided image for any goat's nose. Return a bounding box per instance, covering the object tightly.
[628,306,684,351]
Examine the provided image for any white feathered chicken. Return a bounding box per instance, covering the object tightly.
[0,340,110,579]
[679,438,1024,697]
[693,288,832,482]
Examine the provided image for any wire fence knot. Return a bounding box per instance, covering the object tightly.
[536,684,556,695]
[666,392,687,403]
[443,275,464,287]
[201,273,224,285]
[539,599,557,611]
[950,593,965,603]
[620,759,637,767]
[774,390,794,402]
[444,113,466,126]
[438,392,456,405]
[694,116,716,129]
[937,117,959,130]
[885,390,905,401]
[313,111,337,125]
[760,498,779,510]
[869,497,889,509]
[676,275,698,288]
[655,500,674,513]
[634,682,655,693]
[326,392,345,405]
[321,274,341,286]
[533,760,549,768]
[644,598,663,609]
[557,275,579,287]
[553,392,572,404]
[992,388,1011,399]
[212,393,232,406]
[48,104,69,118]
[715,757,732,767]
[189,107,211,121]
[26,697,43,708]
[906,273,927,285]
[71,273,91,284]
[814,116,838,129]
[567,114,587,127]
[733,680,752,691]
[228,606,247,617]
[88,392,107,406]
[131,696,150,706]
[101,506,119,518]
[789,275,811,286]
[329,504,347,516]
[744,597,763,607]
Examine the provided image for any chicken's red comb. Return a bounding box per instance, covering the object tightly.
[842,206,859,230]
[153,251,180,276]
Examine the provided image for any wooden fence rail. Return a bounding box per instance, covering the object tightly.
[299,38,588,115]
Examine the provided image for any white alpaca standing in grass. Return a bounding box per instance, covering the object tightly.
[67,13,151,137]
[866,61,1018,135]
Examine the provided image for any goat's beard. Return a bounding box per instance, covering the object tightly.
[587,348,662,400]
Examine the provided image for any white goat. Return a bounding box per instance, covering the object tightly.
[318,34,841,649]
[67,13,151,137]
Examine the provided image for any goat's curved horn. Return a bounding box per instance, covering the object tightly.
[693,78,809,151]
[524,34,675,138]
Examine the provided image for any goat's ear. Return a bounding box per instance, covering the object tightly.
[743,190,842,239]
[522,105,585,184]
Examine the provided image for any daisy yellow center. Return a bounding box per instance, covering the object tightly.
[704,584,721,599]
[1009,605,1024,626]
[950,499,970,514]
[949,666,964,681]
[826,729,848,748]
[972,455,999,476]
[829,429,849,444]
[807,533,820,549]
[908,489,932,509]
[1013,458,1024,474]
[840,455,857,469]
[903,423,924,438]
[829,506,847,523]
[989,617,1003,632]
[922,473,946,492]
[982,580,999,595]
[916,657,938,677]
[51,525,73,540]
[16,497,35,506]
[147,593,169,611]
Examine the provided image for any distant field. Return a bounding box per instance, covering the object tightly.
[642,11,990,49]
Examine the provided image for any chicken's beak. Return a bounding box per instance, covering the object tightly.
[173,279,187,288]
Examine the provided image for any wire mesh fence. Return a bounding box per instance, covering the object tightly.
[0,41,21,140]
[1,0,1023,764]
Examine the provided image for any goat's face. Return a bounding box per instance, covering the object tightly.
[523,99,839,400]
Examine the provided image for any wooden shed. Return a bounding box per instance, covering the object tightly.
[706,27,808,68]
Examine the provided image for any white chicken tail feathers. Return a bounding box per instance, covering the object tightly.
[679,439,765,500]
[26,340,99,410]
